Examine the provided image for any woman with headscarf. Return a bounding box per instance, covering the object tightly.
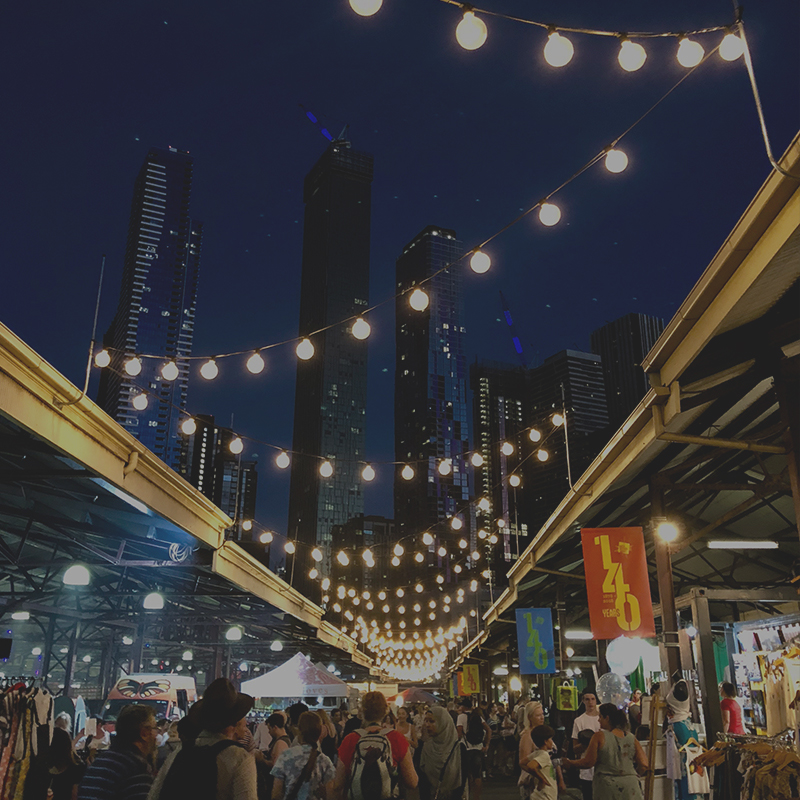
[419,707,461,800]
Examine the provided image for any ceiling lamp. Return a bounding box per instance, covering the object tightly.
[143,592,164,610]
[62,565,91,586]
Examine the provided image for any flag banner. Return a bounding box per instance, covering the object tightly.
[451,672,459,697]
[461,664,480,694]
[581,527,656,639]
[516,608,556,674]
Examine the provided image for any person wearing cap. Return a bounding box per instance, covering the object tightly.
[148,677,257,800]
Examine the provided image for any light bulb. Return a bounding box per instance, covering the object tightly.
[539,203,561,227]
[124,357,142,376]
[438,459,452,476]
[566,646,575,657]
[677,37,704,68]
[285,541,296,554]
[454,565,462,574]
[719,32,744,61]
[396,588,404,597]
[477,497,490,512]
[181,418,197,435]
[528,428,542,442]
[349,0,382,16]
[94,349,111,368]
[489,534,498,544]
[401,464,414,480]
[459,538,468,549]
[259,531,273,544]
[319,460,333,478]
[393,543,404,557]
[296,338,314,360]
[409,288,429,311]
[276,451,290,469]
[352,317,371,340]
[242,520,252,531]
[362,548,373,563]
[322,578,331,590]
[537,449,549,462]
[456,10,487,50]
[657,521,679,542]
[415,583,423,593]
[478,529,487,539]
[361,464,376,482]
[161,361,179,381]
[437,546,447,557]
[311,547,323,562]
[132,393,148,410]
[246,351,265,374]
[450,516,463,530]
[497,518,506,528]
[509,474,521,488]
[337,551,350,566]
[229,437,244,455]
[605,149,629,173]
[226,626,243,641]
[471,550,480,561]
[544,31,574,67]
[415,552,424,563]
[552,413,564,426]
[501,441,514,456]
[469,250,491,274]
[470,580,479,592]
[143,592,164,610]
[618,39,647,72]
[200,359,218,380]
[422,532,434,546]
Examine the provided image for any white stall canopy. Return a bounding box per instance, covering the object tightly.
[241,652,349,698]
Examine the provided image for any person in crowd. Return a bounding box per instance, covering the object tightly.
[149,677,257,800]
[523,725,558,800]
[49,727,86,800]
[334,691,417,800]
[395,706,418,752]
[271,712,335,800]
[342,715,362,738]
[570,690,601,800]
[74,718,111,758]
[155,718,170,747]
[458,700,491,800]
[562,704,649,800]
[498,704,517,777]
[519,703,565,796]
[77,705,158,800]
[627,690,643,732]
[156,721,181,770]
[486,703,501,776]
[719,683,745,734]
[316,710,338,763]
[418,707,460,800]
[254,714,273,751]
[56,712,73,733]
[286,704,309,740]
[265,714,293,767]
[330,710,344,749]
[383,708,397,728]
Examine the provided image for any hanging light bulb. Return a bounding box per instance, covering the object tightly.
[132,393,148,411]
[552,412,565,426]
[362,548,373,563]
[471,550,481,561]
[415,552,424,563]
[181,417,197,435]
[454,564,462,574]
[396,587,405,598]
[422,532,434,546]
[497,518,506,528]
[161,361,179,381]
[392,543,404,558]
[477,497,490,512]
[618,38,647,71]
[529,428,542,442]
[259,531,273,544]
[124,356,142,376]
[351,317,371,340]
[246,351,265,374]
[478,529,488,539]
[450,516,463,530]
[200,359,218,380]
[415,583,423,593]
[391,555,400,566]
[309,568,318,580]
[361,464,376,482]
[509,474,521,488]
[455,10,488,50]
[322,577,331,590]
[539,203,561,227]
[470,579,479,592]
[437,546,447,558]
[242,520,253,532]
[719,31,744,61]
[275,450,290,469]
[543,30,574,67]
[489,533,499,544]
[537,449,549,462]
[501,441,514,456]
[94,349,111,368]
[459,538,468,549]
[311,547,323,562]
[296,338,314,360]
[319,460,333,478]
[677,37,704,68]
[409,288,429,311]
[337,550,350,566]
[438,459,452,476]
[284,541,296,554]
[471,452,484,467]
[401,464,415,480]
[349,0,382,17]
[229,437,244,455]
[605,149,629,173]
[469,249,491,274]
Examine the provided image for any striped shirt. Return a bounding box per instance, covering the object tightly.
[77,745,153,800]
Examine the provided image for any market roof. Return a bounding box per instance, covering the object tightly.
[453,131,800,668]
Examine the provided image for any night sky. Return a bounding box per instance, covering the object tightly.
[2,0,797,535]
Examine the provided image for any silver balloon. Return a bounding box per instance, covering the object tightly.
[595,672,632,707]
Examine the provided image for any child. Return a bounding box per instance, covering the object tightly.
[526,724,557,800]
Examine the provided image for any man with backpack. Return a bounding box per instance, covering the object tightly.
[333,691,417,800]
[455,699,490,800]
[148,677,257,800]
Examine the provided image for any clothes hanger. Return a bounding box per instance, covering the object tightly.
[678,737,704,752]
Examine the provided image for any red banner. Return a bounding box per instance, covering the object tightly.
[581,527,655,639]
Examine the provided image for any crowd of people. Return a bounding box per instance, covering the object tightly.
[36,680,666,800]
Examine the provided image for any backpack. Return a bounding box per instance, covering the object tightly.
[466,711,485,745]
[158,739,240,800]
[347,728,397,800]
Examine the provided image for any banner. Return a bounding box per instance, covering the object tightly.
[581,527,656,639]
[515,608,556,674]
[461,664,480,694]
[451,673,460,697]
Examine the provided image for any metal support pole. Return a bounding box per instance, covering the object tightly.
[132,624,145,674]
[63,620,81,698]
[690,591,723,742]
[596,639,609,675]
[556,583,567,673]
[773,353,800,539]
[651,482,681,677]
[41,616,56,690]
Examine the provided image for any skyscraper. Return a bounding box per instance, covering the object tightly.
[287,141,374,579]
[97,147,202,471]
[591,312,665,428]
[394,226,472,575]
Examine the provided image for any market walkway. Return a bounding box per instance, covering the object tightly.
[481,777,519,800]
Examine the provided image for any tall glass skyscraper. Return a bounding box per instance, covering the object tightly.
[287,141,374,578]
[394,226,472,574]
[97,147,202,471]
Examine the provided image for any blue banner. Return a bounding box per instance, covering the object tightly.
[515,608,556,675]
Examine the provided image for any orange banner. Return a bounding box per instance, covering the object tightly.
[581,527,655,639]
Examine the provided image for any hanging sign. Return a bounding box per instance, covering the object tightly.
[461,664,480,694]
[515,608,556,674]
[451,672,460,697]
[581,527,655,639]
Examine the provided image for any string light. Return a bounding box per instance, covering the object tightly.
[311,548,323,562]
[296,338,314,360]
[618,38,647,72]
[415,583,424,593]
[489,533,498,544]
[200,359,219,380]
[456,10,488,50]
[604,149,629,173]
[94,349,111,368]
[285,541,296,554]
[276,451,290,469]
[450,516,463,530]
[469,249,491,274]
[677,37,704,68]
[497,518,505,529]
[422,532,434,546]
[361,464,376,481]
[501,441,514,456]
[437,546,447,557]
[124,357,142,376]
[719,31,743,61]
[337,551,350,566]
[352,317,371,340]
[471,452,484,467]
[543,31,574,67]
[529,428,542,442]
[415,552,424,563]
[349,0,382,16]
[161,361,179,381]
[401,464,415,480]
[509,474,521,487]
[552,412,564,426]
[409,288,429,311]
[478,529,487,539]
[319,460,334,478]
[132,393,148,411]
[259,531,273,544]
[393,543,404,557]
[539,202,561,226]
[438,459,452,476]
[309,568,318,580]
[396,588,404,597]
[246,351,265,374]
[477,497,490,511]
[537,449,550,462]
[229,437,244,455]
[362,548,374,563]
[181,417,197,435]
[391,556,400,566]
[458,538,468,549]
[471,550,481,561]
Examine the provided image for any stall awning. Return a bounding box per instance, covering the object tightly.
[240,652,349,698]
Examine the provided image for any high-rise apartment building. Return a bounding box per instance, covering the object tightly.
[182,415,258,537]
[287,141,373,580]
[97,147,202,470]
[591,313,665,428]
[394,226,472,577]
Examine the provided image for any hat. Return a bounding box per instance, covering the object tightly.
[191,679,254,731]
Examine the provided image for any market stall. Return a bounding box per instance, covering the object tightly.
[240,652,349,706]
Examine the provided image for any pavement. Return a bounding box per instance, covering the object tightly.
[480,776,520,800]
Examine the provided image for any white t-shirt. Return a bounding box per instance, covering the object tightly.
[457,713,484,750]
[527,750,557,800]
[571,713,601,781]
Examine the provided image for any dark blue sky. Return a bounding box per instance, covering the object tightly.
[2,0,797,533]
